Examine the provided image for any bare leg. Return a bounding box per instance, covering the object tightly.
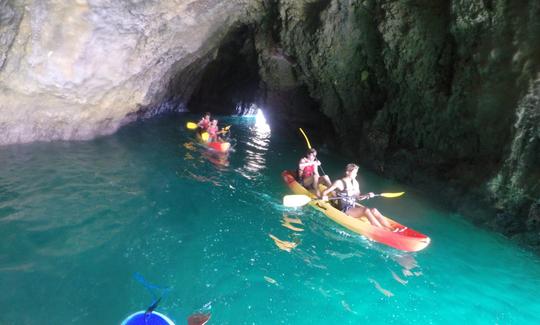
[362,208,385,228]
[348,207,391,229]
[347,206,380,225]
[370,208,392,229]
[313,174,321,196]
[320,175,332,187]
[302,176,315,191]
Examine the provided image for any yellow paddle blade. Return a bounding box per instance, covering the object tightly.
[201,132,209,142]
[283,194,312,207]
[218,126,230,134]
[299,128,312,149]
[186,122,198,129]
[380,192,405,198]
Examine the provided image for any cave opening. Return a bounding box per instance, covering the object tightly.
[186,25,261,116]
[159,22,334,145]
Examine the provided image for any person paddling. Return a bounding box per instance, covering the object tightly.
[298,148,331,196]
[321,163,393,230]
[207,119,220,142]
[197,112,211,132]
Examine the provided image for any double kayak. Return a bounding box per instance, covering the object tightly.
[196,132,231,153]
[282,170,430,252]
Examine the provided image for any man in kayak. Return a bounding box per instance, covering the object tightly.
[298,148,331,196]
[321,163,392,230]
[197,112,211,131]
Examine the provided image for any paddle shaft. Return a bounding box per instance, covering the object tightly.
[313,159,327,176]
[283,191,403,208]
[326,194,374,202]
[299,128,327,176]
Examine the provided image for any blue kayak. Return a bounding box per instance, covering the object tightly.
[121,311,175,325]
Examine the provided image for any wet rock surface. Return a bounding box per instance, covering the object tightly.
[254,0,539,250]
[0,0,261,144]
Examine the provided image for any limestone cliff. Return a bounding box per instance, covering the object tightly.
[0,0,260,144]
[254,0,539,248]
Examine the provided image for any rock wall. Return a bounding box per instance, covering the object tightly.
[255,0,539,248]
[0,0,261,145]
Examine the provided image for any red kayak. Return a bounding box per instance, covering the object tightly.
[196,132,231,153]
[206,141,230,152]
[282,170,430,252]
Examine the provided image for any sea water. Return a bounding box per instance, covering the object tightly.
[1,113,539,324]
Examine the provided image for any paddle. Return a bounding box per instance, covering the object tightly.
[185,121,210,141]
[187,119,232,144]
[283,192,405,208]
[187,122,230,132]
[188,313,211,325]
[132,272,172,321]
[217,125,231,134]
[299,128,327,175]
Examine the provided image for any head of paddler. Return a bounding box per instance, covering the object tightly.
[306,148,317,161]
[345,163,359,178]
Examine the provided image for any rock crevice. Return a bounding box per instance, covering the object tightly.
[253,0,539,249]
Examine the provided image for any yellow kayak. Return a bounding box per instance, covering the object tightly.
[282,170,430,252]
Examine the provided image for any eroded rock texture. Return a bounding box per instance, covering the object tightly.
[254,0,539,247]
[0,0,261,144]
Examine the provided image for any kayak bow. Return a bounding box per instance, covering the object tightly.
[196,132,231,153]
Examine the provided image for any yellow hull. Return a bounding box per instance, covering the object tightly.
[282,171,430,252]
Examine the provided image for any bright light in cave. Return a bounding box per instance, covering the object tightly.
[254,108,271,133]
[236,105,271,180]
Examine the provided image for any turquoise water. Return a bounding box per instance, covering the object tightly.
[1,113,540,324]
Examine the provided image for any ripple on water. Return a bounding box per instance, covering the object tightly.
[1,115,540,324]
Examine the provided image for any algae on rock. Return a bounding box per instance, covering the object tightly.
[255,0,540,248]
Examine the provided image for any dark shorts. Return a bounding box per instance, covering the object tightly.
[338,200,356,213]
[299,175,314,188]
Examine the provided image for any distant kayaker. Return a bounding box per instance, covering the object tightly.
[298,148,331,196]
[207,119,219,142]
[321,163,393,230]
[197,112,211,131]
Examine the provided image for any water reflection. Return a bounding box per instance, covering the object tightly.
[182,138,230,170]
[202,151,230,169]
[237,109,271,180]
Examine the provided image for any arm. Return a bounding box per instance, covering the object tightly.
[354,181,374,200]
[321,180,342,199]
[313,160,322,175]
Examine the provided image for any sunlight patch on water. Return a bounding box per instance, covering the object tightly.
[254,108,271,134]
[236,108,271,180]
